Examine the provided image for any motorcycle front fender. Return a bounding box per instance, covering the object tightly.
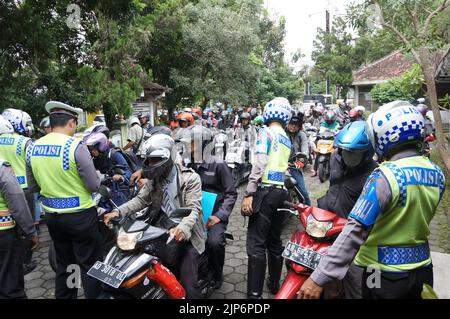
[318,155,329,163]
[275,271,309,299]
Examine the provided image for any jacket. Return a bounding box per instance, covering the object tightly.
[116,161,206,254]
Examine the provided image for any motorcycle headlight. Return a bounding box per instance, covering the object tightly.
[117,230,143,251]
[306,214,332,238]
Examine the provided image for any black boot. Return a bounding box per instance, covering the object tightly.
[267,254,283,294]
[247,256,267,299]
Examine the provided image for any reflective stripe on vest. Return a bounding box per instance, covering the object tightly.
[261,126,291,186]
[355,156,444,272]
[0,133,30,189]
[29,132,96,213]
[0,211,15,230]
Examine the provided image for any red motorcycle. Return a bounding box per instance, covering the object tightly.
[275,180,347,299]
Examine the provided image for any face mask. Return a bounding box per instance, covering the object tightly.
[342,149,365,168]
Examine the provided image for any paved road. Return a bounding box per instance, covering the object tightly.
[24,173,450,299]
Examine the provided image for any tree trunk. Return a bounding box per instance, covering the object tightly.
[102,102,116,130]
[419,50,450,174]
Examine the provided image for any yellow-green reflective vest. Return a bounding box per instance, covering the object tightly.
[355,156,445,272]
[0,133,30,189]
[0,160,15,231]
[29,132,96,213]
[261,125,291,186]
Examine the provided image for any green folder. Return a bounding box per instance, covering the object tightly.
[202,191,218,224]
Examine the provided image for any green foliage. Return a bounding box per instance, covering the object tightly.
[1,0,305,124]
[371,64,425,104]
[312,17,354,99]
[439,93,450,108]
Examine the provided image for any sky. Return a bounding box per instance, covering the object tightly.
[265,0,362,68]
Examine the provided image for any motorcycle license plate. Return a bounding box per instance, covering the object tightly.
[87,261,127,288]
[282,241,323,270]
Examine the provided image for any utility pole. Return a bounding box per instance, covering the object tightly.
[325,9,331,96]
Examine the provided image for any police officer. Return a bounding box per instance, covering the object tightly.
[178,125,238,290]
[26,101,102,299]
[241,97,293,299]
[299,101,446,299]
[0,115,39,299]
[0,108,37,274]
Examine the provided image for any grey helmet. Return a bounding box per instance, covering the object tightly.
[141,134,176,180]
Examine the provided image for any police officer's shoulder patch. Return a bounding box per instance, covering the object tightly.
[349,169,382,226]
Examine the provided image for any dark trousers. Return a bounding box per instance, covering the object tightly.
[0,229,26,299]
[247,188,288,259]
[179,242,201,299]
[20,191,35,266]
[45,207,103,299]
[362,266,433,299]
[207,222,227,281]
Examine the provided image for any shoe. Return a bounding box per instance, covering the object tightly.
[267,254,283,294]
[210,278,224,290]
[247,256,266,299]
[24,259,38,275]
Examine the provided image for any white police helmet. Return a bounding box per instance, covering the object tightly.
[2,108,33,135]
[263,97,293,125]
[0,115,14,134]
[366,100,425,157]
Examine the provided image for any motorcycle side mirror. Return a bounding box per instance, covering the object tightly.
[98,185,111,200]
[284,177,297,190]
[171,208,192,219]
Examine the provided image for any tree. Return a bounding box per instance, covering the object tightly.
[170,0,262,107]
[371,63,425,104]
[348,0,450,173]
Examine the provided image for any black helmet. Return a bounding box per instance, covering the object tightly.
[289,110,304,124]
[141,135,175,180]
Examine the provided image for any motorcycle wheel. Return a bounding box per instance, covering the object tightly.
[318,162,327,183]
[48,241,57,272]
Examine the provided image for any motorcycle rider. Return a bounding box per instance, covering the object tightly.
[285,111,311,206]
[0,108,37,274]
[170,110,180,130]
[241,97,293,299]
[39,116,52,136]
[103,134,206,299]
[320,110,340,134]
[138,112,153,132]
[84,132,132,207]
[316,121,377,298]
[233,112,257,165]
[123,116,145,157]
[26,101,102,299]
[178,125,237,290]
[307,104,324,129]
[349,109,364,122]
[299,101,446,299]
[311,110,339,177]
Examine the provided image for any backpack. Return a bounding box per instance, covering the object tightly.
[108,148,141,173]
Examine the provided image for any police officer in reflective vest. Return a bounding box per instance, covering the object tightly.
[26,101,102,299]
[0,109,37,274]
[241,97,293,299]
[0,115,39,299]
[299,101,446,299]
